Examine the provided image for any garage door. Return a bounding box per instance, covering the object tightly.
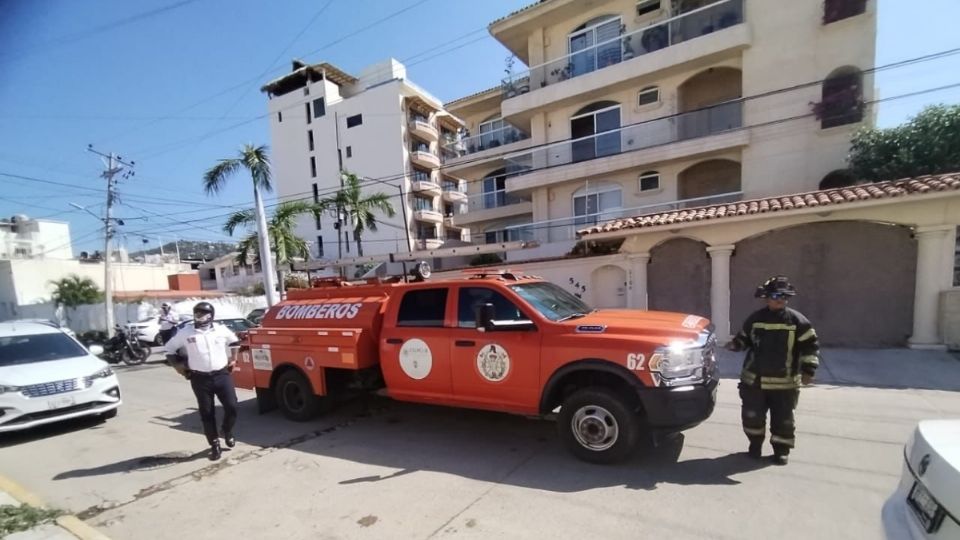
[730,221,916,347]
[648,238,711,318]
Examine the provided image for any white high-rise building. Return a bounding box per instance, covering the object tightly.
[0,214,72,260]
[262,59,468,263]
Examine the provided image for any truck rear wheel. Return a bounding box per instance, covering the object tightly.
[557,387,640,464]
[275,370,321,422]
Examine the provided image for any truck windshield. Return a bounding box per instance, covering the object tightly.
[510,282,593,322]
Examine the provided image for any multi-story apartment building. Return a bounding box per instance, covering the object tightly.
[0,214,72,260]
[262,59,468,261]
[443,0,876,260]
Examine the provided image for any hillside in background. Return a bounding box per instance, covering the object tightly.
[129,240,237,262]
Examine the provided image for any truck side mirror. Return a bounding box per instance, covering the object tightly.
[475,303,495,331]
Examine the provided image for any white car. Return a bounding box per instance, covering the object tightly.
[128,315,191,345]
[883,419,960,539]
[0,321,121,433]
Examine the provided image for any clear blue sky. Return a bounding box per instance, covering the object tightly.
[0,0,958,256]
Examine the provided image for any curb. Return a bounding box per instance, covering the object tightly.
[0,473,110,540]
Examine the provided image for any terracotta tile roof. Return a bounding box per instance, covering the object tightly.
[578,173,960,237]
[445,85,501,108]
[489,0,551,28]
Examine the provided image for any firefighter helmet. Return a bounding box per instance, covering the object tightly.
[755,276,797,299]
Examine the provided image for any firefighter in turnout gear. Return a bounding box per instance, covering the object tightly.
[726,276,820,465]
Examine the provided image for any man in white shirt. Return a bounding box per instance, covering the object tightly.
[164,302,239,460]
[158,302,180,344]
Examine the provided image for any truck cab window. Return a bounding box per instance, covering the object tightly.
[458,287,527,328]
[397,288,448,327]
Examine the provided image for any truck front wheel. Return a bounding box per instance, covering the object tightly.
[557,387,640,464]
[275,370,321,422]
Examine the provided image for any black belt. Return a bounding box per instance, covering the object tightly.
[189,367,230,377]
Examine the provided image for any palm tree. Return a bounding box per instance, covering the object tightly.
[317,172,396,257]
[50,275,104,308]
[223,201,321,297]
[204,144,279,305]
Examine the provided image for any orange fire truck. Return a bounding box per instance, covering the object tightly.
[233,269,718,463]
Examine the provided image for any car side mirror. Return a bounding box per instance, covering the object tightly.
[475,303,495,331]
[89,344,104,356]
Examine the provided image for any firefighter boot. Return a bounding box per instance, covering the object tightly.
[748,439,763,460]
[209,440,222,461]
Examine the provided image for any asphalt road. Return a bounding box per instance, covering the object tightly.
[1,349,958,539]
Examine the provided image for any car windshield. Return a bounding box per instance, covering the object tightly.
[0,333,89,366]
[510,282,594,322]
[221,319,252,332]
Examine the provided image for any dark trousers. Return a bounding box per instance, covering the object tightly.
[189,370,238,446]
[159,327,177,345]
[739,383,799,455]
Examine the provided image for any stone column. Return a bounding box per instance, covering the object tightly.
[707,245,736,342]
[908,226,953,349]
[627,253,651,309]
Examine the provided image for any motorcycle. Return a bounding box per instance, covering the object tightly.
[97,325,151,365]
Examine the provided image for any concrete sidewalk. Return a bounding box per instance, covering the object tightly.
[0,475,108,540]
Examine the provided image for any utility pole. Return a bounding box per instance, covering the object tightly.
[88,145,134,337]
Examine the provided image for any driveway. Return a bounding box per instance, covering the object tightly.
[1,349,958,539]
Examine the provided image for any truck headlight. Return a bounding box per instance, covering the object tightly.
[654,341,705,385]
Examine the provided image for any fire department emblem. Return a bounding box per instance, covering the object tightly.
[399,339,432,380]
[476,344,510,382]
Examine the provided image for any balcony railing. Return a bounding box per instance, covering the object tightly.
[442,181,466,193]
[443,124,530,157]
[501,191,743,243]
[501,0,744,98]
[466,189,532,212]
[504,99,743,173]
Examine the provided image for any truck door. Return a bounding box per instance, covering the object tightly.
[380,287,454,403]
[448,285,542,413]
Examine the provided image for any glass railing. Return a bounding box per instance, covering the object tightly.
[500,191,743,243]
[465,189,533,212]
[411,170,433,183]
[443,124,530,157]
[442,182,466,193]
[479,225,536,245]
[501,0,744,98]
[504,100,742,173]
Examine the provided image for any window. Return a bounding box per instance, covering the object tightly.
[571,102,621,162]
[346,146,352,158]
[820,67,863,129]
[511,282,592,322]
[569,15,622,78]
[0,333,89,366]
[573,182,623,225]
[207,269,216,280]
[307,130,314,151]
[304,86,310,96]
[444,203,454,217]
[458,287,527,328]
[312,98,325,118]
[277,111,283,122]
[316,236,324,257]
[411,168,431,182]
[478,117,504,150]
[411,142,429,153]
[416,223,437,239]
[413,196,434,211]
[305,103,312,124]
[823,0,866,24]
[312,184,322,229]
[346,114,362,128]
[638,86,660,107]
[310,157,317,178]
[636,0,660,16]
[639,171,660,192]
[397,288,448,327]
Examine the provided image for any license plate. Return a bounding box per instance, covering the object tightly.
[907,481,945,533]
[47,395,76,410]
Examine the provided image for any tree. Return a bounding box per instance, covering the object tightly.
[204,144,279,306]
[848,104,960,181]
[224,201,321,298]
[50,275,103,308]
[317,172,396,257]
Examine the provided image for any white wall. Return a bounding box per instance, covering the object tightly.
[0,218,73,260]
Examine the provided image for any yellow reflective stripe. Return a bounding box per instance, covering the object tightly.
[770,435,795,445]
[798,328,817,342]
[743,427,766,436]
[761,376,800,384]
[800,355,819,365]
[762,382,799,390]
[751,323,797,331]
[786,328,795,378]
[741,371,757,384]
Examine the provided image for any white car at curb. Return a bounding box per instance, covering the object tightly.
[0,321,121,433]
[883,419,960,539]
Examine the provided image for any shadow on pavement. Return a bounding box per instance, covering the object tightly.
[53,449,210,479]
[147,397,770,493]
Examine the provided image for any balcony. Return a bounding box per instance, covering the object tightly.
[441,182,467,203]
[409,119,439,141]
[412,179,442,197]
[451,189,533,227]
[414,237,444,250]
[504,100,745,192]
[444,124,530,157]
[413,208,443,224]
[500,0,748,119]
[410,150,440,169]
[498,191,743,261]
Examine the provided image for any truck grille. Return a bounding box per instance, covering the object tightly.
[21,378,90,398]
